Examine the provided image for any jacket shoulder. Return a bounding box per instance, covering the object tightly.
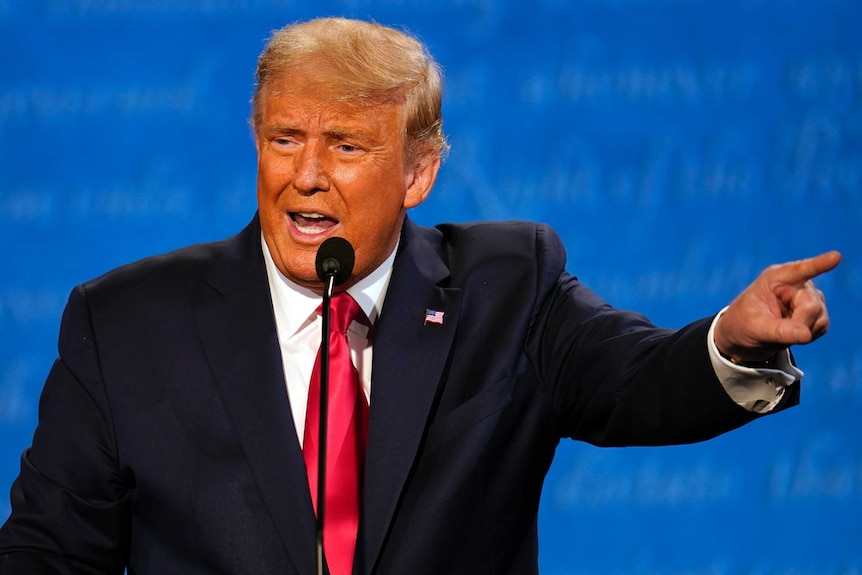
[430,220,567,284]
[80,219,257,304]
[434,220,558,246]
[81,237,230,302]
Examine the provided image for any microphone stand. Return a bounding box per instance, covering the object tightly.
[315,274,335,575]
[312,237,354,575]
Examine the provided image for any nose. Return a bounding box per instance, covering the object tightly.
[293,140,330,195]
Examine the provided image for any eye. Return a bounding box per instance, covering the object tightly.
[269,136,299,155]
[337,143,362,154]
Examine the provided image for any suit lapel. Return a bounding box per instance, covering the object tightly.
[358,219,462,575]
[194,216,316,575]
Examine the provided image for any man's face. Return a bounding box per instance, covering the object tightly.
[255,70,439,291]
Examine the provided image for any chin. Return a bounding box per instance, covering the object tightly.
[275,254,318,287]
[289,268,321,288]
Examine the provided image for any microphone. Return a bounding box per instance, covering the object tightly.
[315,237,355,288]
[312,236,355,575]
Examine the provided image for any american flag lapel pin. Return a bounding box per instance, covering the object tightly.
[424,309,444,325]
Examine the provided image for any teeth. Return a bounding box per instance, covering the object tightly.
[292,211,332,235]
[295,223,324,235]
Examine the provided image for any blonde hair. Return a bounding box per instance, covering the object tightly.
[252,17,448,159]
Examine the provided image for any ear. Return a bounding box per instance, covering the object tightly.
[403,152,441,209]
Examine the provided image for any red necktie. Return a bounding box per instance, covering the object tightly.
[303,292,368,575]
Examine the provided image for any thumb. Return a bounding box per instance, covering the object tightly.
[762,316,814,347]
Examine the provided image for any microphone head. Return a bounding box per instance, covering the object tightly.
[315,237,355,286]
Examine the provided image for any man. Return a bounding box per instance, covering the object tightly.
[0,17,839,575]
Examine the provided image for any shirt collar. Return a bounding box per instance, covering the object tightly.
[261,234,397,338]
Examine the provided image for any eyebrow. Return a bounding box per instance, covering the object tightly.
[264,123,302,135]
[264,122,376,143]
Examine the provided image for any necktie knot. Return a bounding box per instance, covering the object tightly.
[328,292,361,334]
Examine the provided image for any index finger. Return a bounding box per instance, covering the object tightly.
[772,250,842,284]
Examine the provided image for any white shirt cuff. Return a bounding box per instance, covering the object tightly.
[707,309,803,414]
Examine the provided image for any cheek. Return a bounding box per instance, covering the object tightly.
[330,164,361,185]
[258,153,294,191]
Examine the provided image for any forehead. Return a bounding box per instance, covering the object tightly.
[259,89,406,153]
[259,76,406,132]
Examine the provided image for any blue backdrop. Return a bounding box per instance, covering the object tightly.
[1,1,860,573]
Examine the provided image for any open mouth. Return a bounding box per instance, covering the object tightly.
[290,212,338,235]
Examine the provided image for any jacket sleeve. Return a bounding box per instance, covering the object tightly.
[0,285,131,574]
[525,224,799,446]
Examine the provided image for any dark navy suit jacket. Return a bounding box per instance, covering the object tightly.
[0,215,795,574]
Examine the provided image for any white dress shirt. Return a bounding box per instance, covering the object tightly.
[262,236,395,446]
[261,235,799,446]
